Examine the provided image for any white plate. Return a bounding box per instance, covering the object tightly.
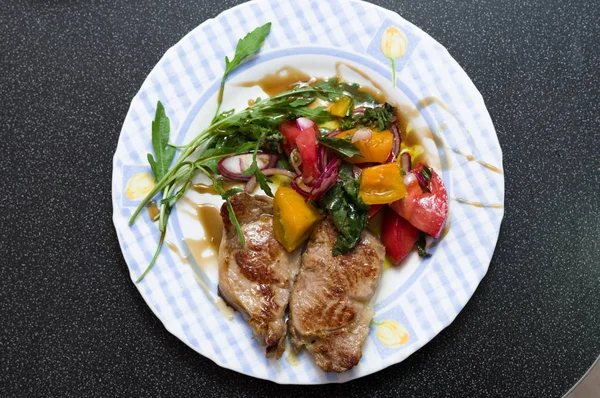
[112,0,504,384]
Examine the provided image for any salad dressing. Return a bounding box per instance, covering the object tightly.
[147,201,160,220]
[181,198,223,262]
[334,61,388,104]
[450,147,503,174]
[452,197,503,209]
[237,66,312,96]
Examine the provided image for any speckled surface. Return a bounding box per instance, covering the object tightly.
[0,0,598,396]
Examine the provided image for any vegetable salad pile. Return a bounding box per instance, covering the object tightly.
[130,23,448,282]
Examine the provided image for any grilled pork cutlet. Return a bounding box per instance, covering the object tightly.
[289,219,385,372]
[218,193,301,358]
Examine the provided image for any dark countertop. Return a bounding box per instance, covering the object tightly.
[1,0,598,396]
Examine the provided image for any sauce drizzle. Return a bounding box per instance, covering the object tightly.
[236,66,313,96]
[147,200,160,220]
[335,61,388,104]
[452,197,504,209]
[450,147,503,174]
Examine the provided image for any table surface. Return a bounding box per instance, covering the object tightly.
[1,0,599,396]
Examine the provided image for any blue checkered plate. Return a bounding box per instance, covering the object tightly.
[112,0,504,384]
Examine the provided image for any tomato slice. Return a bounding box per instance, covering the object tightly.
[389,163,448,238]
[381,206,420,264]
[295,128,320,185]
[279,120,303,150]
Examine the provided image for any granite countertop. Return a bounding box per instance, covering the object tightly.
[1,0,598,396]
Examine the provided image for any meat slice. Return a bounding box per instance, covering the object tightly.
[218,193,301,358]
[289,219,384,372]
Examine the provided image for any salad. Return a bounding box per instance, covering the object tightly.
[129,23,448,282]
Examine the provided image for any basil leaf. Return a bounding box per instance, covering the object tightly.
[321,164,368,255]
[318,136,362,158]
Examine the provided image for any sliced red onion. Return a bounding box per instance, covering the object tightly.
[351,128,372,143]
[290,175,311,198]
[218,153,279,181]
[400,152,412,173]
[245,177,256,193]
[244,168,297,193]
[296,117,315,131]
[326,129,342,138]
[318,145,331,172]
[352,165,363,179]
[387,122,401,162]
[307,157,341,202]
[353,106,366,116]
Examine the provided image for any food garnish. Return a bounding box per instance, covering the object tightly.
[130,23,449,282]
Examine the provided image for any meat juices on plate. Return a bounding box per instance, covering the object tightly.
[218,193,301,358]
[289,219,385,372]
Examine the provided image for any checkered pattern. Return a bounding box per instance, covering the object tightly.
[112,0,504,384]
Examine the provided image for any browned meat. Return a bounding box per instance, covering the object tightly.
[289,219,384,372]
[218,193,301,358]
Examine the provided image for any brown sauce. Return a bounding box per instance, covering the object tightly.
[236,66,313,96]
[450,147,503,174]
[181,197,223,264]
[147,201,160,220]
[334,61,388,104]
[417,96,451,113]
[452,197,503,209]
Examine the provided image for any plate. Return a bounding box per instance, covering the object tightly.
[112,0,504,384]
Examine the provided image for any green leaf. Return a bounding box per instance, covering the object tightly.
[321,163,368,256]
[223,188,243,200]
[213,22,272,122]
[287,97,314,108]
[148,101,176,181]
[318,137,362,158]
[224,23,272,76]
[355,102,395,131]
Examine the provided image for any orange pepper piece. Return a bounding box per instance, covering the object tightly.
[359,163,407,205]
[336,128,394,164]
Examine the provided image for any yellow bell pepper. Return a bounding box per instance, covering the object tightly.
[336,128,394,164]
[273,187,322,252]
[319,120,340,131]
[358,163,407,205]
[329,96,352,117]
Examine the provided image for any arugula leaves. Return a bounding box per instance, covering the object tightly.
[203,172,246,247]
[318,136,362,158]
[321,164,369,256]
[214,23,272,118]
[241,136,274,197]
[147,101,176,181]
[136,101,178,283]
[340,102,395,131]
